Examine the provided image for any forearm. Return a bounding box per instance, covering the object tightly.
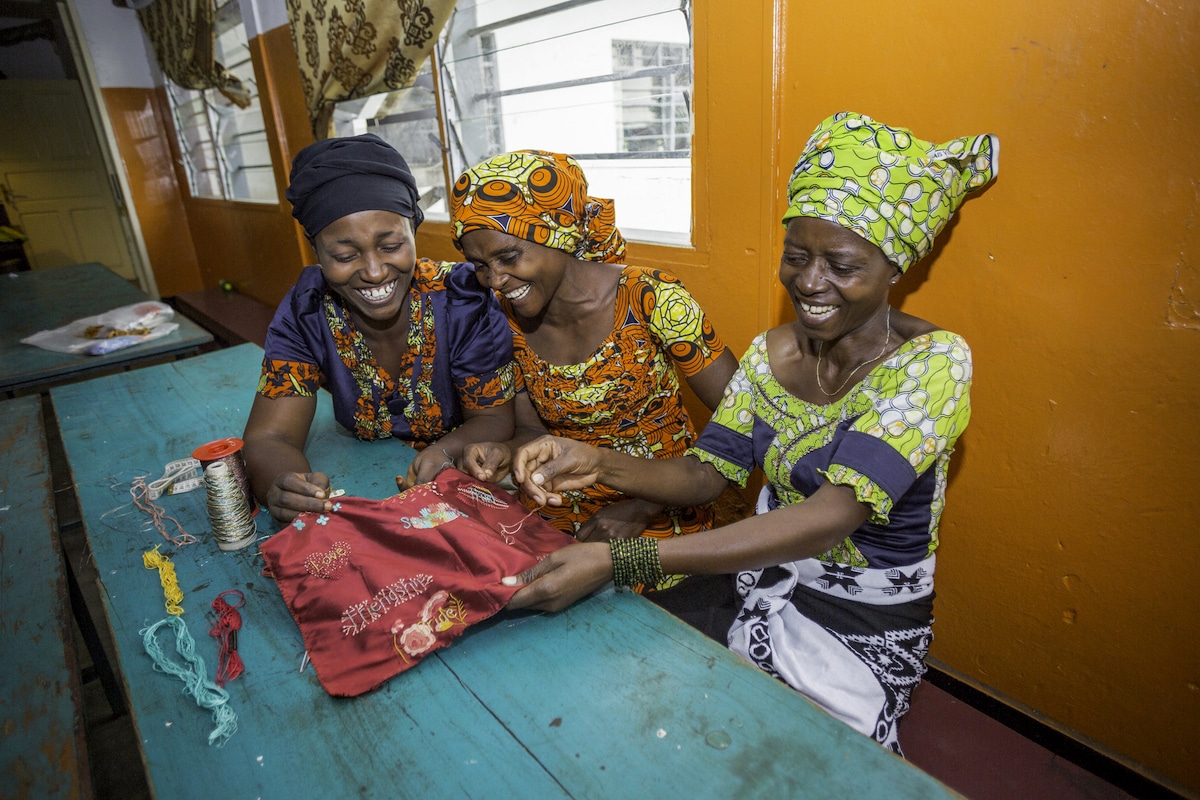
[435,407,513,463]
[657,483,868,575]
[594,450,727,507]
[242,436,312,502]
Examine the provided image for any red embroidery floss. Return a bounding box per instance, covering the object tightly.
[208,590,246,686]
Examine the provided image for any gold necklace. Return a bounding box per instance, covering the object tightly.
[815,307,892,397]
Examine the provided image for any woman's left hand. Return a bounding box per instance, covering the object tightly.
[502,542,612,611]
[402,447,456,488]
[574,499,662,543]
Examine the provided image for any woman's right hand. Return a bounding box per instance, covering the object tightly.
[502,542,613,611]
[461,442,513,483]
[266,471,332,524]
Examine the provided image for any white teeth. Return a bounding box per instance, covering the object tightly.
[358,280,396,301]
[800,301,836,316]
[504,285,531,301]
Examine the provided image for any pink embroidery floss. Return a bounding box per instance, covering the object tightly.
[131,477,198,547]
[208,590,245,686]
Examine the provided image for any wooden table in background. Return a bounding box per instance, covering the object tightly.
[50,343,957,798]
[0,262,212,396]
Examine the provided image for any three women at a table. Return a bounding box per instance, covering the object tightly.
[449,150,737,588]
[242,134,516,523]
[500,112,999,754]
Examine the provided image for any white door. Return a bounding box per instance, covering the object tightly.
[0,79,136,278]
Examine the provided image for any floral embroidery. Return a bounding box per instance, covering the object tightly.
[391,589,469,662]
[292,519,306,530]
[331,502,342,512]
[316,514,330,526]
[304,541,351,580]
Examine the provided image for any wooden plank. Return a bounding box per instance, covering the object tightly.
[0,262,213,394]
[50,344,959,798]
[440,593,949,797]
[0,395,90,800]
[172,288,275,348]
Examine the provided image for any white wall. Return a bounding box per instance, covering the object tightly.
[68,0,157,89]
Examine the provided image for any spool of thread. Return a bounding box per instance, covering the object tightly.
[193,437,258,516]
[203,461,257,551]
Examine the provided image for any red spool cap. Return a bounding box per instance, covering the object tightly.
[193,437,244,463]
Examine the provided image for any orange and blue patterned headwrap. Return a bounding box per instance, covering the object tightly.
[784,112,999,272]
[450,150,626,263]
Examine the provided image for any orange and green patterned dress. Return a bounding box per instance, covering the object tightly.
[508,265,728,575]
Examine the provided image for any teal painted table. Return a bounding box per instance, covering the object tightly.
[51,344,958,798]
[0,262,213,395]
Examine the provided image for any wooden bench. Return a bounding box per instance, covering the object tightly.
[0,395,92,799]
[171,287,275,348]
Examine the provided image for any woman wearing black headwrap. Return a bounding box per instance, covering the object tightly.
[243,134,516,524]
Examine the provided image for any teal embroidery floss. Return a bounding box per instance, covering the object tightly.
[141,616,238,747]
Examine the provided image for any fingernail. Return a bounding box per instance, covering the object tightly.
[533,473,544,485]
[501,576,519,586]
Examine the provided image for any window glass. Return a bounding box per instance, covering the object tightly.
[335,0,693,245]
[165,0,278,203]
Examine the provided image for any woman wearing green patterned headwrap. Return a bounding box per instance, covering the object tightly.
[494,113,999,755]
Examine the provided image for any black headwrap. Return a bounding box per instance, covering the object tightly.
[285,133,424,239]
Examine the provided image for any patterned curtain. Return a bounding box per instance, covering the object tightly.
[287,0,457,139]
[137,0,251,108]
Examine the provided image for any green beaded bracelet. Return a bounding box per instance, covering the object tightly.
[609,538,664,588]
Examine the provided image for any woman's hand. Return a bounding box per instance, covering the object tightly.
[575,499,662,542]
[267,471,331,524]
[461,442,513,483]
[502,542,613,611]
[403,447,456,488]
[512,436,607,506]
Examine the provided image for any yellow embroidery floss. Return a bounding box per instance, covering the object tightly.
[143,544,185,616]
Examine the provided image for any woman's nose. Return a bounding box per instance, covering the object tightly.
[360,252,389,280]
[482,263,509,290]
[796,263,826,294]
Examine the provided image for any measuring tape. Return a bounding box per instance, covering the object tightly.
[147,458,204,500]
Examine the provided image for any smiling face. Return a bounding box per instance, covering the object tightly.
[779,216,900,343]
[458,228,573,318]
[313,210,416,329]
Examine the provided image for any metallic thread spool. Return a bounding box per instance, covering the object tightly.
[204,461,257,552]
[193,437,258,516]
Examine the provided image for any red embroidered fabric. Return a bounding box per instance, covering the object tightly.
[261,469,575,697]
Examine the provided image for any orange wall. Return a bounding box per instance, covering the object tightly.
[131,1,1199,792]
[765,0,1200,792]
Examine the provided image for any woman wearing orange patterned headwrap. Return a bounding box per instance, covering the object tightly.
[450,151,737,594]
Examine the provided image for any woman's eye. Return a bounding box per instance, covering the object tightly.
[333,253,357,264]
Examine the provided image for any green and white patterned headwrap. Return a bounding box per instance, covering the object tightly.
[783,112,999,272]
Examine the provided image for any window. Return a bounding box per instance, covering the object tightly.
[165,0,277,203]
[334,0,693,244]
[614,40,690,153]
